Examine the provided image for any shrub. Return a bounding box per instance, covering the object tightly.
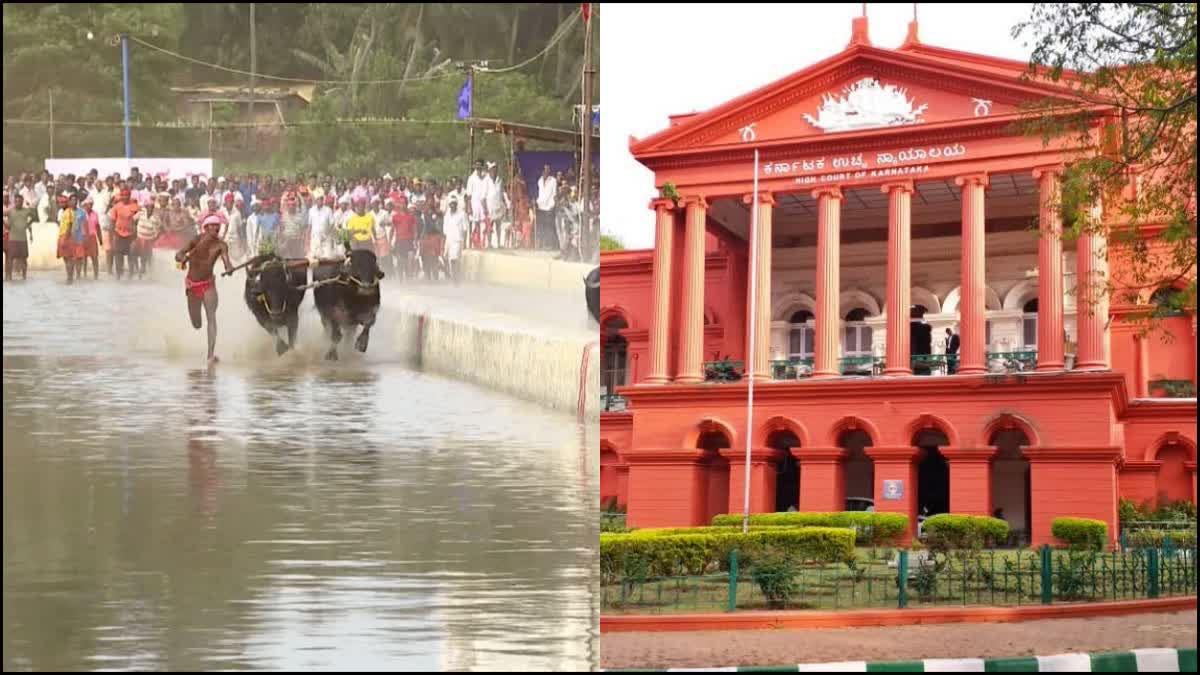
[921,514,1009,550]
[710,512,908,545]
[1126,528,1197,549]
[1119,497,1197,526]
[599,527,857,584]
[720,527,857,567]
[600,532,713,583]
[1051,517,1108,551]
[749,546,801,608]
[600,518,629,534]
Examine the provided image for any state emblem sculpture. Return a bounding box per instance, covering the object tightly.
[803,77,929,133]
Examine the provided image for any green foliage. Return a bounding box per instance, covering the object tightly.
[3,4,597,176]
[1125,528,1197,550]
[599,527,856,583]
[919,515,1010,594]
[1051,517,1108,551]
[283,71,570,178]
[1148,379,1196,398]
[703,357,743,383]
[711,512,909,546]
[600,497,629,533]
[659,182,680,201]
[748,546,801,608]
[1119,496,1198,525]
[601,518,630,534]
[1012,4,1197,338]
[921,514,1010,550]
[599,234,624,251]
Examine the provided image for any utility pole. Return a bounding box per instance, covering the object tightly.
[248,2,257,153]
[579,3,595,256]
[121,33,132,159]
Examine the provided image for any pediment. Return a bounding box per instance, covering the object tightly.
[631,46,1079,156]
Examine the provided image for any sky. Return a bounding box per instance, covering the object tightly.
[599,3,1035,250]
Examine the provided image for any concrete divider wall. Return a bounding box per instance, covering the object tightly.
[461,250,595,293]
[390,293,600,420]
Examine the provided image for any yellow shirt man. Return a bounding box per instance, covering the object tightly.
[345,211,375,245]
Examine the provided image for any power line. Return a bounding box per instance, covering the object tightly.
[126,8,583,85]
[129,35,459,85]
[476,8,583,74]
[3,117,468,129]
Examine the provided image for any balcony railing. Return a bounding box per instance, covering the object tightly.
[601,393,627,412]
[986,350,1037,373]
[685,351,1043,385]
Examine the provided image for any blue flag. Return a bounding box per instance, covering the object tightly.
[457,75,472,120]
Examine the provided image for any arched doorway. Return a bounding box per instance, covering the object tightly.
[769,430,801,512]
[914,429,950,520]
[602,316,628,393]
[1156,443,1192,505]
[698,430,731,524]
[840,430,874,511]
[990,429,1032,546]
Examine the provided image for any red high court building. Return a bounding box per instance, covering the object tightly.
[600,14,1197,546]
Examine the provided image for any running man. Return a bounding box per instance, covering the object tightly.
[176,215,233,365]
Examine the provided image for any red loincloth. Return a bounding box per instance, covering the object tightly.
[185,276,216,300]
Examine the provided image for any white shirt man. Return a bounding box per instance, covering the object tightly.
[308,200,337,259]
[220,200,244,251]
[465,168,489,225]
[373,204,391,242]
[443,202,468,261]
[441,187,463,215]
[484,170,507,247]
[245,207,261,255]
[536,172,557,213]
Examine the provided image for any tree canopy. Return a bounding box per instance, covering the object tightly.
[3,3,599,177]
[1013,3,1196,325]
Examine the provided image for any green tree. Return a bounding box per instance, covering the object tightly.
[2,3,186,171]
[1013,3,1197,328]
[600,234,624,252]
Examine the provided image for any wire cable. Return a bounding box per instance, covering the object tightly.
[126,8,583,84]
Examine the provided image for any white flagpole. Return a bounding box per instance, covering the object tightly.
[743,149,760,534]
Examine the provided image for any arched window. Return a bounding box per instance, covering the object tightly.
[1150,287,1186,317]
[1022,298,1038,350]
[602,317,628,393]
[843,307,872,358]
[789,310,814,360]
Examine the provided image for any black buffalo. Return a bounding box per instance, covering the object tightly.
[313,249,383,360]
[586,266,599,323]
[244,255,308,355]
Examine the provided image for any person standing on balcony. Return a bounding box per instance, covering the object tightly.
[946,327,961,374]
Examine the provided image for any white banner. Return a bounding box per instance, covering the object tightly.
[44,158,213,181]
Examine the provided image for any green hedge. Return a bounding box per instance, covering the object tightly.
[1126,528,1198,549]
[710,512,908,545]
[600,527,857,583]
[922,514,1009,549]
[1051,517,1108,551]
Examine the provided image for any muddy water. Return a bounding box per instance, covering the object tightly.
[2,274,598,671]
